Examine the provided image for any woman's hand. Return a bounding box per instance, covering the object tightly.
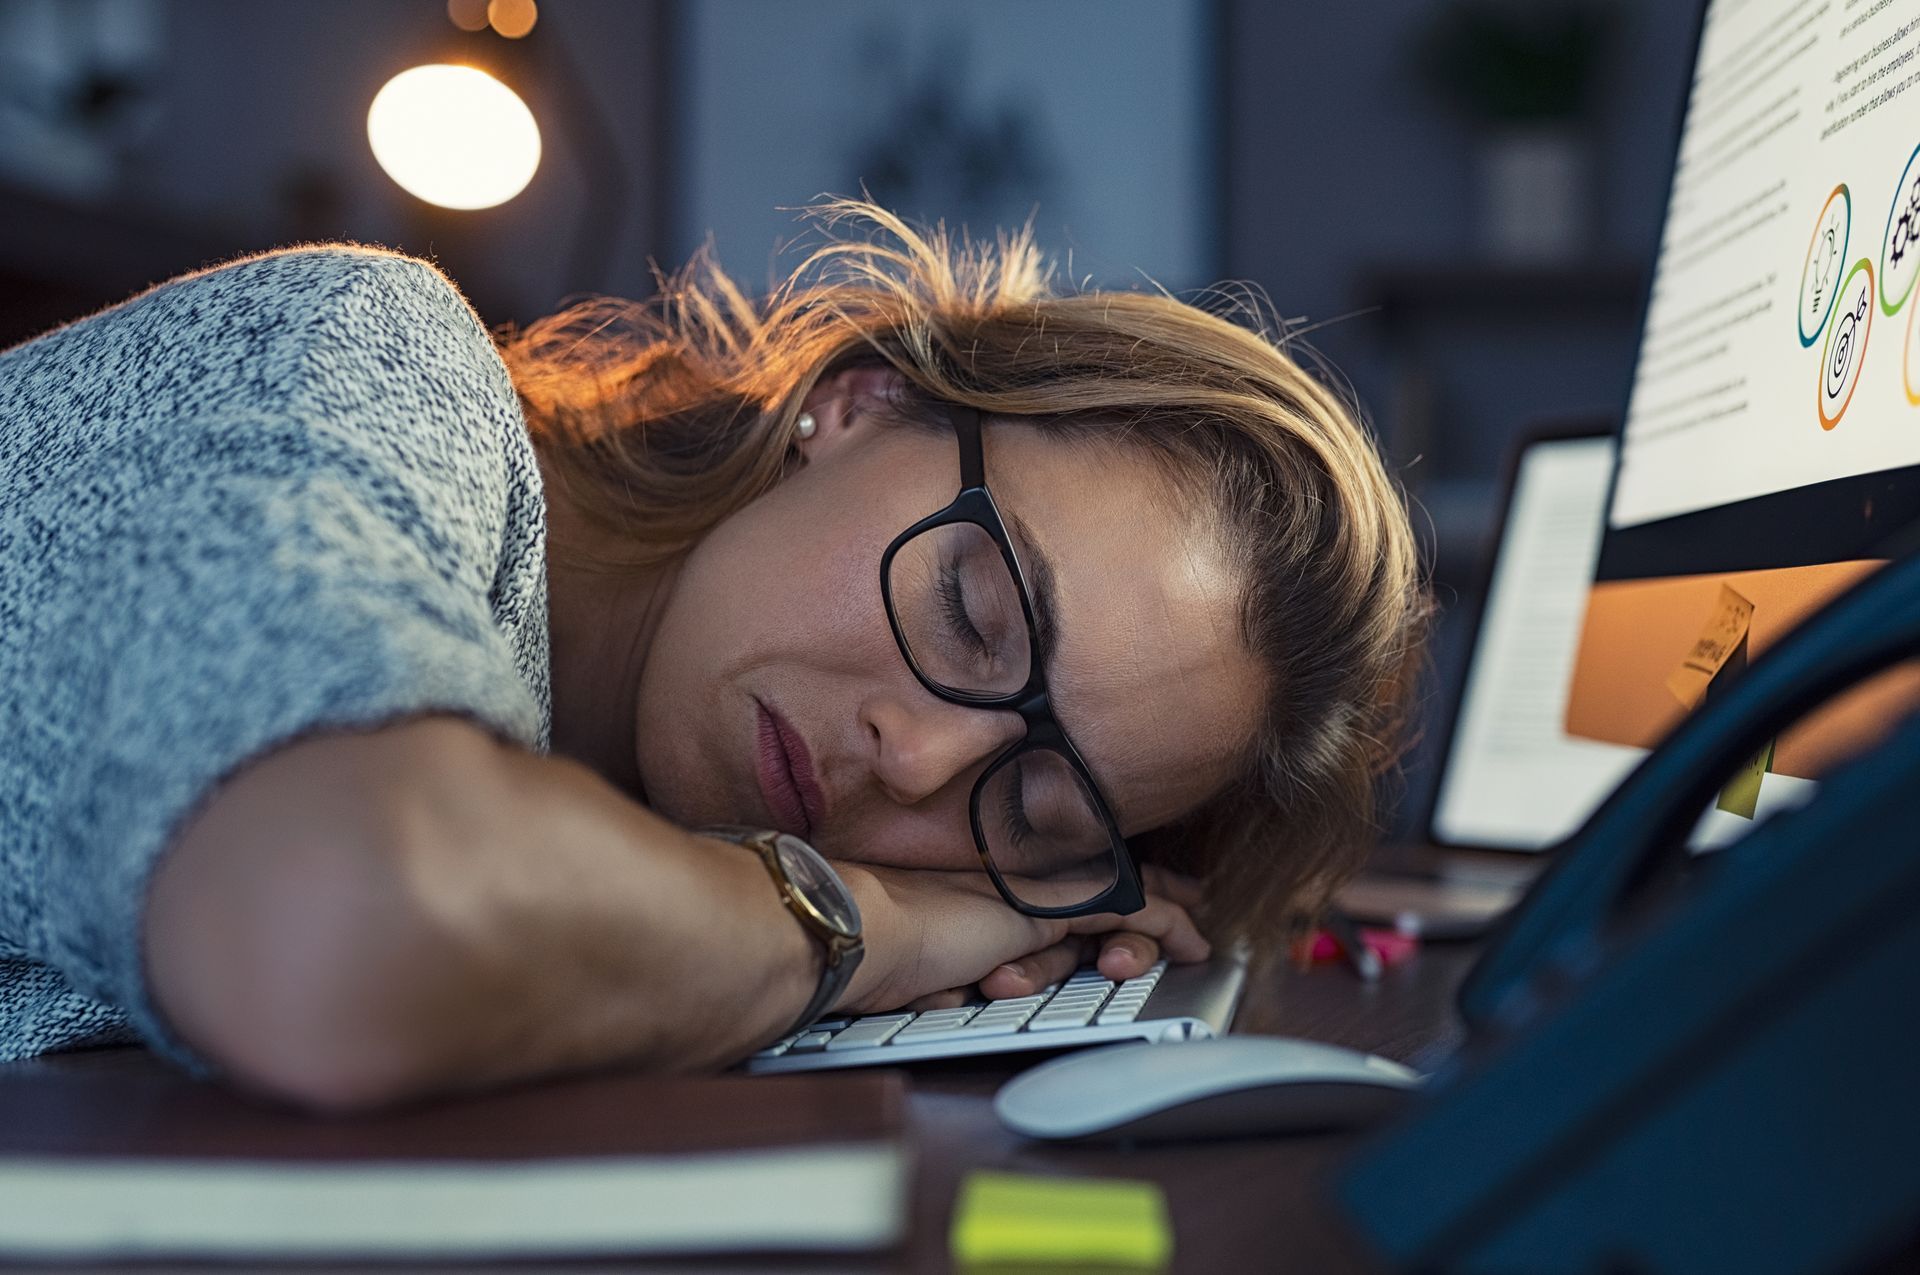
[980,865,1210,998]
[836,861,1210,1014]
[832,861,1067,1014]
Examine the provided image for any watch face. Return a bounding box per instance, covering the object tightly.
[773,834,861,936]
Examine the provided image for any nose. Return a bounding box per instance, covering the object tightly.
[861,687,1026,808]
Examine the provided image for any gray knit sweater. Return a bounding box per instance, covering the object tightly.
[0,245,552,1070]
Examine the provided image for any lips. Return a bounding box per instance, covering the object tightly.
[754,701,827,839]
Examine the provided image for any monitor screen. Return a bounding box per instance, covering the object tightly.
[1564,0,1920,821]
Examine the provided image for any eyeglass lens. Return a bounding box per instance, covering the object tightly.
[976,747,1120,909]
[888,522,1032,697]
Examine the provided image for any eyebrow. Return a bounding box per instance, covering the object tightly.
[1002,507,1060,684]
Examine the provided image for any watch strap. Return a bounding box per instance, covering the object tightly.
[785,929,861,1036]
[715,828,866,1038]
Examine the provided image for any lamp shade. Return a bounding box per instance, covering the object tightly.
[367,64,540,210]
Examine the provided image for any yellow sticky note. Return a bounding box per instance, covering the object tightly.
[950,1170,1173,1269]
[1667,582,1755,710]
[1717,737,1774,819]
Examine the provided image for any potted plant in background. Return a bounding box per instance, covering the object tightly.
[1413,2,1613,264]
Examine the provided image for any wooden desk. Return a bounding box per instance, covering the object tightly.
[1,944,1476,1273]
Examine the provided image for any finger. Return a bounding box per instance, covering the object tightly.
[903,987,971,1013]
[1097,930,1162,982]
[1064,894,1211,964]
[1142,863,1207,909]
[979,938,1087,1000]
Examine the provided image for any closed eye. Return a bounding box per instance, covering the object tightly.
[938,560,992,659]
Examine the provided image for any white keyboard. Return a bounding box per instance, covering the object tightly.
[741,958,1247,1073]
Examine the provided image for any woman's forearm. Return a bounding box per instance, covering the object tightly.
[145,716,828,1110]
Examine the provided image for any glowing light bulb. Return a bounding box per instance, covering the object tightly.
[366,65,540,210]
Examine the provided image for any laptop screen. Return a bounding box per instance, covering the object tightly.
[1429,435,1625,851]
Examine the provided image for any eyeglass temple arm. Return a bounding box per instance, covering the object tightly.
[953,406,986,488]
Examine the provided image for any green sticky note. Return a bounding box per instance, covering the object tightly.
[950,1170,1173,1268]
[1716,737,1775,819]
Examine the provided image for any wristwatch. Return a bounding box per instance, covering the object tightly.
[704,827,864,1036]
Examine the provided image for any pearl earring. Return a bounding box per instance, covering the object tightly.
[795,411,818,440]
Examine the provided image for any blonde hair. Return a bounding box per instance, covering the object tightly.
[498,201,1429,954]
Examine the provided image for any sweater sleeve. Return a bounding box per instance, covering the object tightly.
[0,249,546,1071]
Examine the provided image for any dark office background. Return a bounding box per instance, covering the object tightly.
[0,0,1697,835]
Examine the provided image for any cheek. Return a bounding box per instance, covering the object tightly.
[631,494,900,801]
[682,491,888,652]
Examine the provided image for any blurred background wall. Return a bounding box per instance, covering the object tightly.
[0,0,1702,829]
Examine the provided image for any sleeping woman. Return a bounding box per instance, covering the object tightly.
[0,202,1425,1109]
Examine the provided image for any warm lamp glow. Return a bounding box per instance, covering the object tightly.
[487,0,538,39]
[445,0,488,32]
[366,64,540,210]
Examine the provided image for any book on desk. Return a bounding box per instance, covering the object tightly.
[0,1051,909,1261]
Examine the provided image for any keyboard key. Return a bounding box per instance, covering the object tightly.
[981,994,1047,1011]
[787,1030,836,1053]
[894,1024,984,1042]
[1047,989,1108,1005]
[956,997,1044,1028]
[895,1006,983,1038]
[971,1005,1042,1030]
[975,1004,1040,1022]
[804,1017,851,1033]
[751,1034,801,1058]
[826,1016,913,1051]
[1029,1004,1102,1031]
[932,1017,1029,1038]
[1050,987,1113,1008]
[1096,1004,1145,1025]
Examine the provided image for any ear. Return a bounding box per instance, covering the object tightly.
[791,364,905,466]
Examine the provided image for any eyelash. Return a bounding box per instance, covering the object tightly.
[939,561,993,659]
[997,759,1036,850]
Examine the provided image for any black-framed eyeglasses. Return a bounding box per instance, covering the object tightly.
[879,405,1146,919]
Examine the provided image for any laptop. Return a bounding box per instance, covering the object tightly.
[747,426,1621,1072]
[1338,427,1622,936]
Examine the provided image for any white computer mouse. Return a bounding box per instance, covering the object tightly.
[994,1036,1424,1143]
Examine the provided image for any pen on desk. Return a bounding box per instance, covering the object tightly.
[1325,909,1383,982]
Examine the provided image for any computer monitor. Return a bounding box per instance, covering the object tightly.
[1564,0,1920,815]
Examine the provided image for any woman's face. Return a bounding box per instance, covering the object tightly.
[631,371,1266,873]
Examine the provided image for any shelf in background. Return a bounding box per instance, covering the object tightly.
[1360,262,1647,326]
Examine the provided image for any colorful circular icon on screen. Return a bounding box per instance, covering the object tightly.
[1801,184,1851,346]
[1882,144,1920,317]
[1819,259,1874,430]
[1905,299,1919,406]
